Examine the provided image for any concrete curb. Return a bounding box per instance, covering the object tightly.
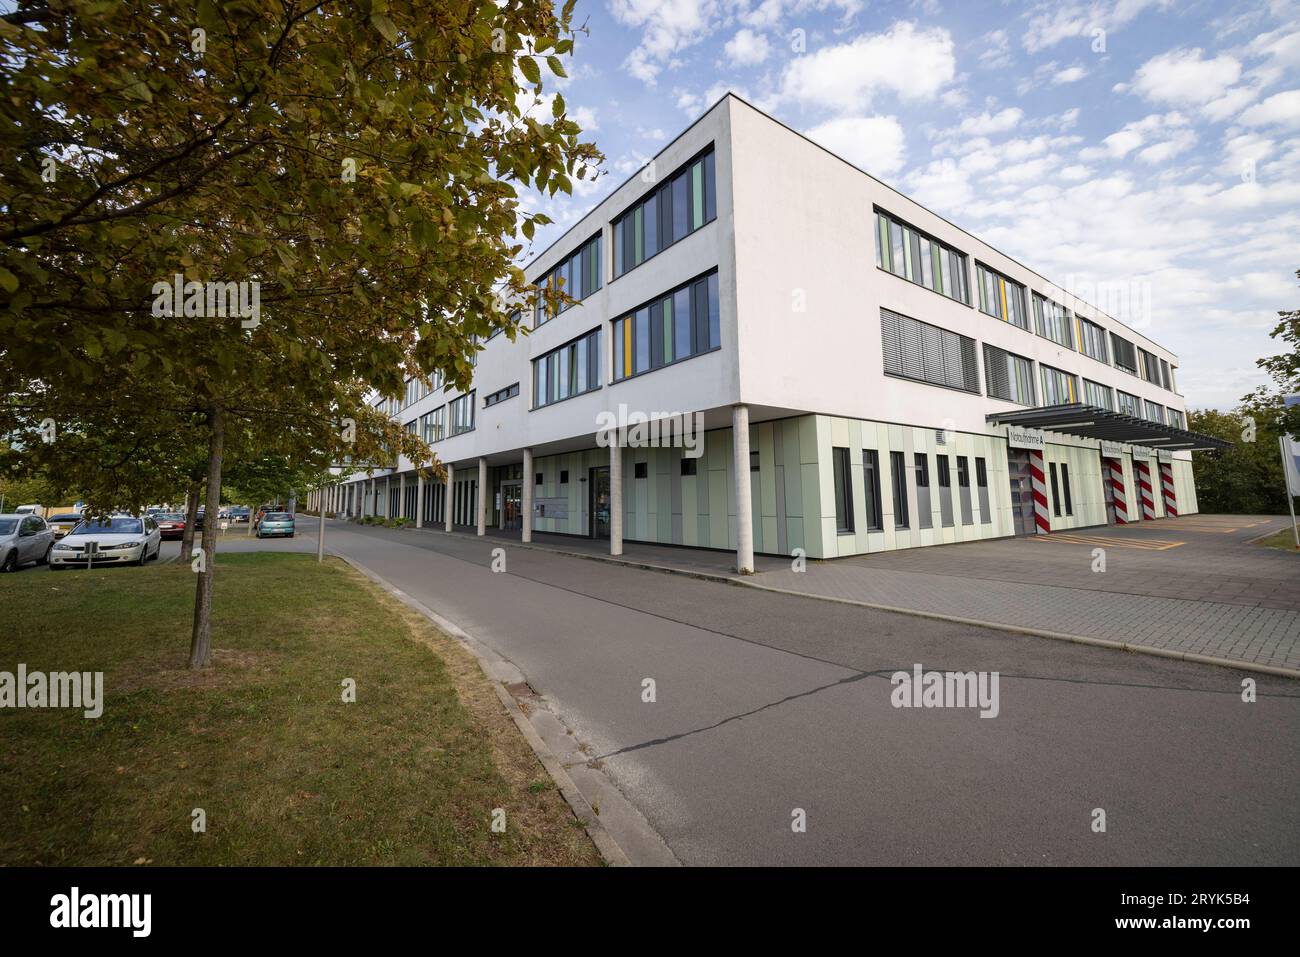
[330,551,639,867]
[427,527,1300,681]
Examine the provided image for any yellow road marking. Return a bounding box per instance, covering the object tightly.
[1028,534,1184,550]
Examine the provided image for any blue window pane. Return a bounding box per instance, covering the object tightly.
[707,273,720,350]
[672,174,688,243]
[635,307,650,373]
[674,288,691,360]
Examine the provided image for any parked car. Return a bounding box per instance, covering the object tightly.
[51,515,162,569]
[155,512,187,540]
[229,506,251,523]
[256,511,295,538]
[45,512,84,539]
[0,513,55,572]
[14,504,41,515]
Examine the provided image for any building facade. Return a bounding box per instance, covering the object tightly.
[312,94,1223,571]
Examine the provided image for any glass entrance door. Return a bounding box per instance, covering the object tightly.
[1007,450,1035,537]
[501,482,522,531]
[589,466,610,539]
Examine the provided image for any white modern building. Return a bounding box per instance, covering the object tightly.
[312,94,1227,572]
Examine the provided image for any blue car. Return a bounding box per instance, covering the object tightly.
[256,511,295,538]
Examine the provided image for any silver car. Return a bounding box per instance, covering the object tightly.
[50,515,162,569]
[0,513,55,572]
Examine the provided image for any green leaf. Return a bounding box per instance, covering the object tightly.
[519,56,541,85]
[0,267,17,294]
[547,56,567,78]
[370,14,398,43]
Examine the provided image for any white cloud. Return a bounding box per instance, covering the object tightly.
[1021,0,1167,54]
[1239,89,1300,128]
[724,28,771,66]
[1131,47,1245,110]
[805,115,907,176]
[957,107,1024,135]
[977,29,1012,70]
[611,0,720,85]
[1052,64,1089,84]
[779,21,955,114]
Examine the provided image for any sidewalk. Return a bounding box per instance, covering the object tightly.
[424,523,1300,677]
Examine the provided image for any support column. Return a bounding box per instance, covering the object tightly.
[610,434,623,556]
[416,473,425,528]
[732,404,755,573]
[399,472,406,519]
[445,464,454,532]
[477,458,488,536]
[522,448,533,543]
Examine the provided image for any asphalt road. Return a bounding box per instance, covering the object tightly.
[161,518,1300,866]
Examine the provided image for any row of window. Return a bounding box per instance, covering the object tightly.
[413,391,477,445]
[535,234,602,326]
[832,447,992,534]
[875,207,1177,393]
[613,149,716,279]
[534,329,601,409]
[612,270,720,381]
[875,210,971,306]
[887,309,1185,428]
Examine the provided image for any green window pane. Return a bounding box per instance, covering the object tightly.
[663,298,674,363]
[633,206,643,265]
[692,162,704,229]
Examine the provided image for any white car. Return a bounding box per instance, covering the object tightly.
[50,515,163,569]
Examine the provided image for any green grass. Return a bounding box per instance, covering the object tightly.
[0,553,600,866]
[1252,529,1300,551]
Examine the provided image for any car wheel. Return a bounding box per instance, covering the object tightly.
[1,550,16,572]
[137,546,149,567]
[39,543,52,565]
[49,562,63,571]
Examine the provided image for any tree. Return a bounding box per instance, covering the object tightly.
[1251,267,1300,440]
[1,0,599,665]
[1187,405,1288,514]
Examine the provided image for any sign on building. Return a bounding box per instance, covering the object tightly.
[1006,426,1045,450]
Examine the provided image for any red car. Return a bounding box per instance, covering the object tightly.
[155,512,187,540]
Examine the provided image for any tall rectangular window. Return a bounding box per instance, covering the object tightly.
[975,457,991,524]
[874,209,970,305]
[1049,462,1062,517]
[936,455,954,528]
[881,308,980,393]
[889,450,909,529]
[534,233,601,326]
[833,447,854,533]
[613,147,716,278]
[1111,333,1138,374]
[1145,400,1166,424]
[1061,463,1073,516]
[612,270,719,381]
[975,263,1029,330]
[983,344,1036,404]
[1033,294,1074,349]
[1082,378,1114,410]
[862,449,882,531]
[956,455,973,525]
[534,328,600,408]
[449,392,475,435]
[915,453,932,530]
[1040,364,1078,404]
[1117,390,1142,418]
[1138,348,1163,386]
[1078,317,1109,362]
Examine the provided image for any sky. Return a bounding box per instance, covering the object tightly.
[516,0,1300,411]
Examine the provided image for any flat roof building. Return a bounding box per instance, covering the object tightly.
[315,94,1227,572]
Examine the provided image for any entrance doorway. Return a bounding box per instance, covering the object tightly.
[589,466,610,539]
[501,481,522,531]
[1101,456,1119,525]
[1007,449,1036,536]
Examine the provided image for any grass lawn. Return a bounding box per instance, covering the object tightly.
[0,553,600,866]
[1252,529,1300,551]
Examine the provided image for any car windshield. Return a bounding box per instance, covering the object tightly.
[266,513,292,521]
[71,518,142,535]
[0,519,18,535]
[159,513,185,521]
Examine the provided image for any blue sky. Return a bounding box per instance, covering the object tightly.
[518,0,1300,411]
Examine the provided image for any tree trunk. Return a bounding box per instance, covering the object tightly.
[189,405,225,669]
[180,478,202,559]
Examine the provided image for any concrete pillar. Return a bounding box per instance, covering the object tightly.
[416,474,425,529]
[610,433,623,557]
[445,463,454,532]
[522,448,533,543]
[399,472,406,519]
[477,458,488,536]
[368,478,375,517]
[732,404,754,574]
